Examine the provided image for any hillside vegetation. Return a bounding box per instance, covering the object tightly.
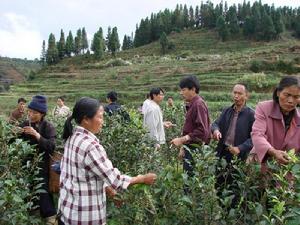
[1,29,300,116]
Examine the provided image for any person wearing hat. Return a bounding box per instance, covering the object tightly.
[19,95,58,225]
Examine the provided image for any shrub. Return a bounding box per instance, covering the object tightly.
[237,73,279,91]
[104,58,132,67]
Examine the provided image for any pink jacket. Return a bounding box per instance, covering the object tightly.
[250,100,300,163]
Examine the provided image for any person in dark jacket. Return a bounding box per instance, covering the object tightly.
[211,83,255,206]
[104,91,121,115]
[19,95,57,225]
[211,83,255,162]
[104,91,130,121]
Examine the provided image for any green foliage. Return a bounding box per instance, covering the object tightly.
[217,16,229,42]
[91,27,105,59]
[104,58,131,67]
[250,60,300,74]
[57,29,66,60]
[46,33,59,65]
[237,72,279,91]
[159,32,168,55]
[108,27,121,57]
[0,119,42,224]
[65,31,74,57]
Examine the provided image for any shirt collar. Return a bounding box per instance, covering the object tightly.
[74,126,99,142]
[270,101,300,126]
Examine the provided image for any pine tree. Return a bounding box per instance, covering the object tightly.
[81,27,89,54]
[295,16,300,38]
[109,27,120,57]
[189,6,195,28]
[91,28,104,59]
[57,29,66,59]
[273,11,284,38]
[46,33,59,64]
[227,5,240,35]
[74,29,82,55]
[183,4,189,28]
[159,32,168,55]
[65,31,74,57]
[261,13,276,41]
[106,26,112,52]
[216,15,229,41]
[40,40,46,66]
[195,6,200,27]
[122,35,133,50]
[243,16,255,38]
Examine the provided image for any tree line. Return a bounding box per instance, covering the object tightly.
[41,0,300,65]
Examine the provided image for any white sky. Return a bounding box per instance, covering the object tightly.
[0,0,299,59]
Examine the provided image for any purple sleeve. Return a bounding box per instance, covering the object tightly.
[188,103,211,144]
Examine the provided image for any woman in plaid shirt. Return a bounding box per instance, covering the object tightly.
[59,97,156,225]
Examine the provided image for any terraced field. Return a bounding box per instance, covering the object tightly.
[1,29,299,117]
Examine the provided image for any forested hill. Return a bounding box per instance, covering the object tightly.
[42,0,300,65]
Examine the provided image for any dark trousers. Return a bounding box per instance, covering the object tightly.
[39,175,57,218]
[183,146,198,193]
[183,148,195,178]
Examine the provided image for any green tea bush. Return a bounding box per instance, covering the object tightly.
[0,119,42,224]
[237,73,279,92]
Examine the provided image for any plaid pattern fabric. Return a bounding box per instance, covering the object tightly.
[59,126,131,225]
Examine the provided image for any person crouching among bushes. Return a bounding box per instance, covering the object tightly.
[19,95,57,224]
[59,97,157,225]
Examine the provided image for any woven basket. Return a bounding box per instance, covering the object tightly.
[49,151,63,193]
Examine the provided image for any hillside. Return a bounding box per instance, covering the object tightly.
[1,29,300,116]
[0,57,41,91]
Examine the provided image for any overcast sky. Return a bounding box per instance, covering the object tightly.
[0,0,299,59]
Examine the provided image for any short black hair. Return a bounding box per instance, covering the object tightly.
[167,96,173,100]
[273,76,300,103]
[179,75,200,94]
[150,88,164,100]
[58,96,65,102]
[107,91,118,102]
[18,98,26,103]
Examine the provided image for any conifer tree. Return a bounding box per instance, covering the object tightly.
[189,6,195,28]
[273,11,284,38]
[195,6,200,27]
[57,29,66,59]
[217,15,229,41]
[227,5,240,35]
[122,35,133,50]
[159,32,168,55]
[183,4,189,28]
[65,31,74,57]
[74,29,82,55]
[46,33,59,64]
[106,26,112,52]
[40,40,46,66]
[260,13,276,41]
[91,28,104,59]
[295,16,300,38]
[81,27,89,54]
[109,27,120,57]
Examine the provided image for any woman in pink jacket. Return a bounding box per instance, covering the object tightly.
[250,76,300,165]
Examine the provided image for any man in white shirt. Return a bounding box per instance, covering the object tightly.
[141,93,151,115]
[143,88,173,148]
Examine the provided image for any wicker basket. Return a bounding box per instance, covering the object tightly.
[49,151,63,193]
